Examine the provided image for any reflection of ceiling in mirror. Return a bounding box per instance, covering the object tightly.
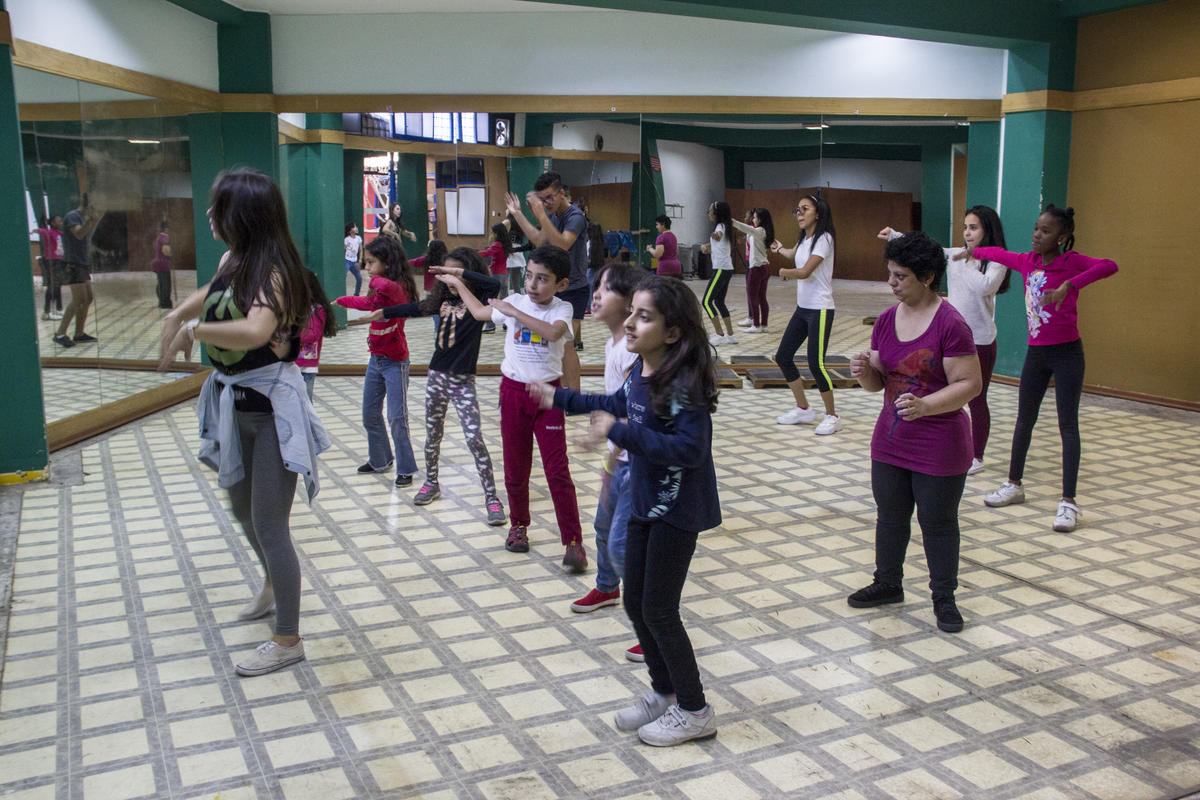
[230,0,590,11]
[13,66,153,103]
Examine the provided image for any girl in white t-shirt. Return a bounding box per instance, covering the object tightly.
[344,222,364,296]
[698,201,737,346]
[770,194,842,435]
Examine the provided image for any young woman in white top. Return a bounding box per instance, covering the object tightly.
[878,205,1010,473]
[770,194,841,435]
[344,222,364,296]
[732,208,774,333]
[699,201,737,346]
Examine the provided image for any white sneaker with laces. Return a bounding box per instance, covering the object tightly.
[750,326,768,334]
[235,639,305,676]
[736,317,753,327]
[724,334,738,344]
[637,703,717,746]
[708,333,724,346]
[1053,500,1080,532]
[814,414,843,435]
[776,405,818,425]
[237,583,275,620]
[615,691,675,731]
[744,325,759,333]
[968,458,985,475]
[984,481,1025,507]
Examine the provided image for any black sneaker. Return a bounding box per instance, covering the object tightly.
[73,333,98,343]
[357,460,393,474]
[847,582,904,608]
[933,596,964,633]
[53,334,75,348]
[394,474,413,487]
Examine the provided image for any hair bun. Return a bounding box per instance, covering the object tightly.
[1064,207,1075,217]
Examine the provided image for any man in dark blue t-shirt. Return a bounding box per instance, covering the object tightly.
[54,196,101,348]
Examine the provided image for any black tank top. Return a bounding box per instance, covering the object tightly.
[202,274,299,375]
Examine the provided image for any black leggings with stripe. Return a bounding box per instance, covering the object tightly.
[702,268,732,320]
[775,306,835,393]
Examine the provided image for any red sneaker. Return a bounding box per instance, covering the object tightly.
[505,525,529,553]
[563,540,588,574]
[570,587,620,613]
[625,644,644,662]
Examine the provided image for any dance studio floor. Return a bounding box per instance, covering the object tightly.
[3,355,1200,798]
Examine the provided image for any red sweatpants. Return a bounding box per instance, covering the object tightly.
[746,265,770,328]
[499,376,581,545]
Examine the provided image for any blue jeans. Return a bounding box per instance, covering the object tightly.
[346,259,362,295]
[594,461,633,593]
[302,372,315,402]
[363,354,417,476]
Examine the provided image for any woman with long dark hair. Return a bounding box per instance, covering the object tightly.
[699,201,737,345]
[159,168,329,677]
[733,207,775,333]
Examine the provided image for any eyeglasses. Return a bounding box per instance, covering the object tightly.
[537,189,561,204]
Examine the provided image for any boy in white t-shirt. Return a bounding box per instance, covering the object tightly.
[447,245,585,571]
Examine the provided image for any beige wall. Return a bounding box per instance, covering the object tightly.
[1067,0,1200,405]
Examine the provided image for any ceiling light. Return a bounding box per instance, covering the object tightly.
[127,138,160,144]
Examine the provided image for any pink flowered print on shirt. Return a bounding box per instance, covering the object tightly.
[1025,270,1052,339]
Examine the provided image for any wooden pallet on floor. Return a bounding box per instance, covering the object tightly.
[746,366,858,390]
[729,354,852,378]
[715,366,745,388]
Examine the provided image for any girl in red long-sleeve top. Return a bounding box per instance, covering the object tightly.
[335,235,420,487]
[963,205,1118,533]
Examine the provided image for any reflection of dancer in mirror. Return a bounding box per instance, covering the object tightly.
[699,201,737,346]
[335,235,420,488]
[879,205,1011,476]
[297,269,337,402]
[583,222,604,315]
[647,215,681,278]
[381,202,418,245]
[478,222,513,332]
[505,216,532,294]
[733,208,775,333]
[528,275,721,747]
[151,219,173,309]
[770,194,841,435]
[504,171,588,368]
[158,168,330,677]
[35,215,64,320]
[847,231,981,634]
[344,222,364,296]
[972,205,1118,533]
[54,195,100,348]
[410,238,447,294]
[361,248,506,524]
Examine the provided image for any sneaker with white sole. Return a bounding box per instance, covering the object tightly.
[985,481,1025,507]
[1053,500,1080,532]
[235,639,305,676]
[708,333,724,346]
[750,326,768,334]
[237,583,275,620]
[724,334,738,344]
[776,405,818,425]
[615,690,675,732]
[744,325,759,333]
[736,317,753,327]
[485,499,506,526]
[637,703,717,746]
[968,458,985,475]
[814,415,843,435]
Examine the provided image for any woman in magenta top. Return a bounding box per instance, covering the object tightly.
[848,231,981,634]
[151,220,173,309]
[647,215,681,277]
[972,205,1118,533]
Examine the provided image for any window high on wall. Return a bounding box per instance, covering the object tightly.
[342,113,493,145]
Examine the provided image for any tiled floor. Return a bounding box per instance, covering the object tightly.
[3,349,1200,798]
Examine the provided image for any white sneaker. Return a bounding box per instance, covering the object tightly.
[736,317,753,327]
[968,458,985,475]
[984,481,1025,507]
[708,333,724,346]
[776,405,818,425]
[751,326,768,334]
[237,583,275,620]
[638,703,717,747]
[615,690,675,732]
[744,326,759,333]
[724,334,738,344]
[1053,500,1080,532]
[49,311,63,320]
[814,415,843,435]
[235,639,305,677]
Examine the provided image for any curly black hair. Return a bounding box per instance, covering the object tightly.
[884,231,948,288]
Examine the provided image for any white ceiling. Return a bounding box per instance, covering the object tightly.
[226,0,588,13]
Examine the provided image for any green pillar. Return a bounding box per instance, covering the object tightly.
[0,0,49,475]
[965,121,1001,209]
[507,156,549,222]
[920,142,954,246]
[632,136,666,260]
[343,149,365,233]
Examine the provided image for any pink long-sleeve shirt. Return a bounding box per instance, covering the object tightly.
[973,247,1117,346]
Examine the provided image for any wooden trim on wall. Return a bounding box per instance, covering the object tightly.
[0,12,13,48]
[12,38,221,109]
[1073,76,1200,112]
[1001,90,1075,114]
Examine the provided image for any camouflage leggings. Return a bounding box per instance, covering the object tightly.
[424,370,498,501]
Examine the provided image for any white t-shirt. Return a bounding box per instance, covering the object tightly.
[344,235,362,262]
[604,332,640,464]
[492,294,574,383]
[793,232,835,310]
[710,223,733,270]
[945,246,1008,346]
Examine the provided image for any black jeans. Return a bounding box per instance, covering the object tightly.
[624,517,706,711]
[1008,339,1085,498]
[872,460,965,599]
[155,270,173,308]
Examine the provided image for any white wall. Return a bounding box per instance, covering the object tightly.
[272,13,1005,99]
[658,140,726,246]
[744,158,924,199]
[552,120,640,154]
[8,0,220,91]
[555,160,633,188]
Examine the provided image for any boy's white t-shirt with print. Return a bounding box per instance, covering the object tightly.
[605,333,640,464]
[493,294,574,383]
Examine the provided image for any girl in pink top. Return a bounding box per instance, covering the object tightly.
[969,205,1118,533]
[297,269,338,402]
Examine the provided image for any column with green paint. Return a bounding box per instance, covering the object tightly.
[0,0,49,475]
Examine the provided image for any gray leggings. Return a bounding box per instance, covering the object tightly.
[227,411,301,637]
